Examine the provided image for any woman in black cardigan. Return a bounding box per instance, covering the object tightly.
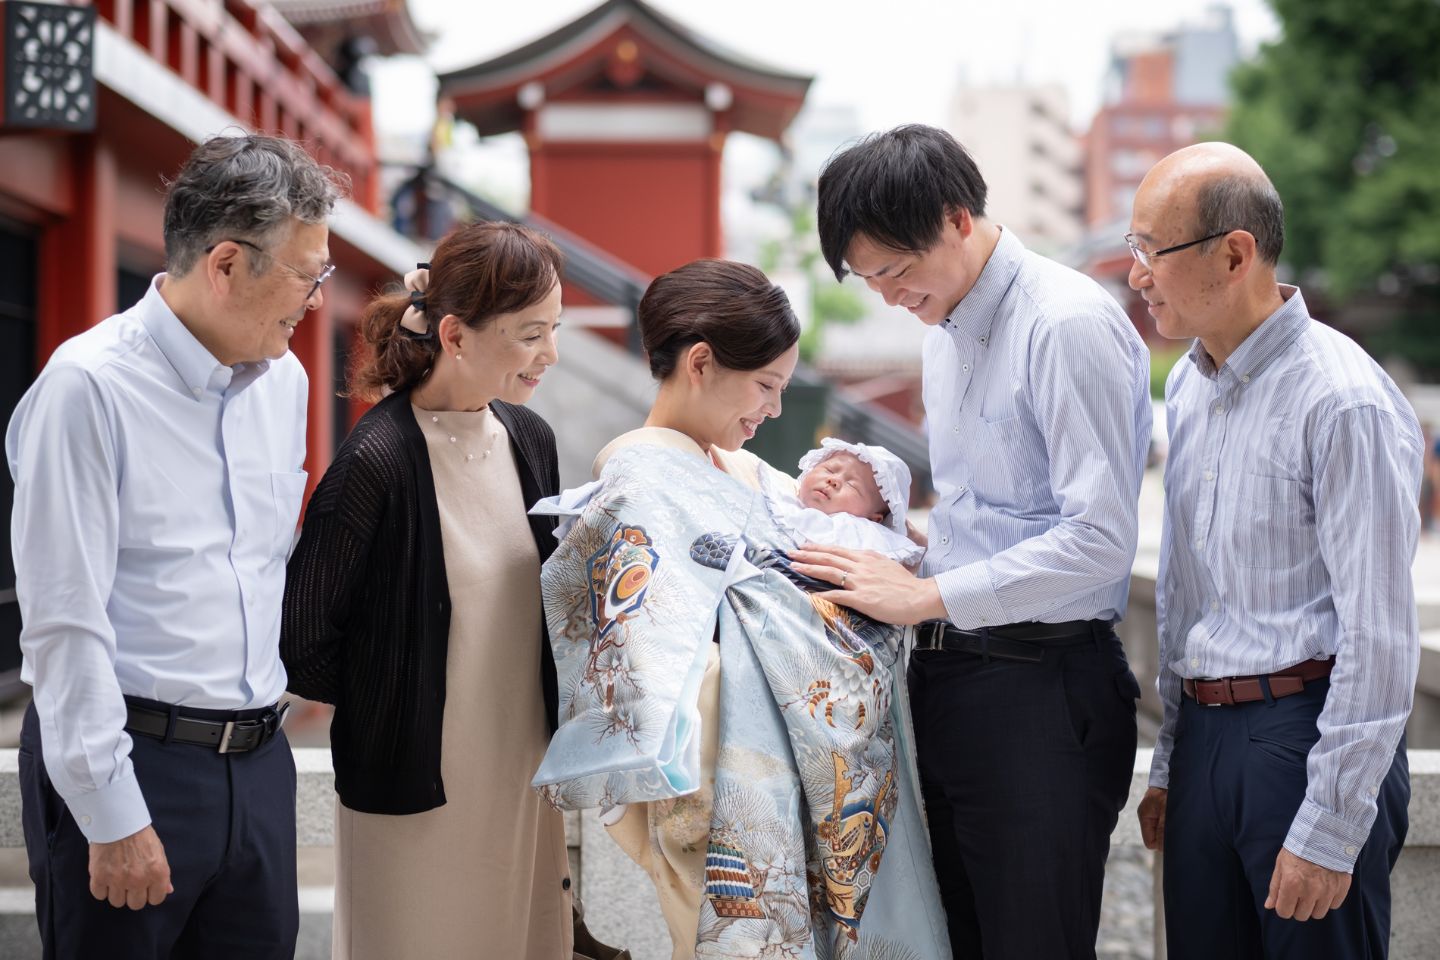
[281,222,572,959]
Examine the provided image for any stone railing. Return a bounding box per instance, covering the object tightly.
[2,747,1438,959]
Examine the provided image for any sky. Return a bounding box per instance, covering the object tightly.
[372,0,1281,140]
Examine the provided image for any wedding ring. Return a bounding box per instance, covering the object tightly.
[839,572,848,588]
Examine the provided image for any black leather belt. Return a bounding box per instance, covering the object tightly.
[123,696,288,754]
[916,619,1110,663]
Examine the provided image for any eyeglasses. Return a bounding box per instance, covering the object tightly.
[205,238,336,301]
[1124,231,1231,270]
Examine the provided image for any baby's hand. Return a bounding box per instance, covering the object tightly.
[905,517,928,549]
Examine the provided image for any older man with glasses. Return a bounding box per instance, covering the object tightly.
[1130,142,1420,960]
[6,134,344,959]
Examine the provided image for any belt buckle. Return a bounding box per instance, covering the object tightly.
[216,720,237,754]
[923,622,946,651]
[1201,677,1232,707]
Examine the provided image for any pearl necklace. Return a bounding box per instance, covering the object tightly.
[427,408,501,464]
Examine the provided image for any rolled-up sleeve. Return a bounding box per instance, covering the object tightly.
[7,365,150,843]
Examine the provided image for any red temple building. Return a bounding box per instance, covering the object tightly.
[436,0,810,340]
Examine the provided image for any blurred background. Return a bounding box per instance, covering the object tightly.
[0,0,1437,956]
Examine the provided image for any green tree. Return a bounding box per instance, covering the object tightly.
[1226,0,1440,375]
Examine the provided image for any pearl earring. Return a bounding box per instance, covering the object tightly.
[454,353,462,361]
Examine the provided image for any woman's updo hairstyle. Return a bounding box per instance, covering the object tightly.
[638,259,799,380]
[350,221,563,400]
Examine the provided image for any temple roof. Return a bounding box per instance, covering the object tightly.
[437,0,812,141]
[270,0,428,59]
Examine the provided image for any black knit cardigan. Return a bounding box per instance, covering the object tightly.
[280,388,560,814]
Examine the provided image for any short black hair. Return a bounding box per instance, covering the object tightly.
[817,124,987,281]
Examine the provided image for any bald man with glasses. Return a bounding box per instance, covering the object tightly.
[1130,142,1420,960]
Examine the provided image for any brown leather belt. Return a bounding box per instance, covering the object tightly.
[1183,658,1333,707]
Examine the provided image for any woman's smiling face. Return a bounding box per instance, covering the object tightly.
[692,342,799,452]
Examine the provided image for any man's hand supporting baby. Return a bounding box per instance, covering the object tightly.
[787,544,947,625]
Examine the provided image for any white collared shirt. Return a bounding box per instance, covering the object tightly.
[920,228,1152,627]
[6,276,308,842]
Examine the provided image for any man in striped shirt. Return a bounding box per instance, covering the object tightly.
[798,124,1151,958]
[1131,142,1420,959]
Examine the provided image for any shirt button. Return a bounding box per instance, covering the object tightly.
[191,387,201,397]
[562,877,572,891]
[1209,599,1219,611]
[953,425,959,433]
[1190,658,1200,669]
[1194,538,1205,549]
[1345,845,1357,857]
[941,537,949,545]
[979,336,987,344]
[1241,375,1251,383]
[1213,406,1224,415]
[1370,786,1380,796]
[1204,470,1214,481]
[82,815,92,825]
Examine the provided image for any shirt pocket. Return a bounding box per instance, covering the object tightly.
[270,471,309,560]
[1233,472,1308,570]
[970,414,1042,508]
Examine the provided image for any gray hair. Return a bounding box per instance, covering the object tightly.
[1195,173,1285,265]
[163,134,349,276]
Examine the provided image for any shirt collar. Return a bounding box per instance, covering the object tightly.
[942,226,1023,344]
[1187,284,1310,383]
[140,275,255,400]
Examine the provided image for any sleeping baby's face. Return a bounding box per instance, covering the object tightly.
[797,451,888,523]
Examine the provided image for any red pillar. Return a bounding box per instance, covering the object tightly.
[38,136,118,363]
[289,295,335,497]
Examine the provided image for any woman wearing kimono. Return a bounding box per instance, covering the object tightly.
[543,260,950,959]
[594,260,802,954]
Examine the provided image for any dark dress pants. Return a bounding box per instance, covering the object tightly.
[18,703,299,960]
[909,627,1140,959]
[1163,679,1408,960]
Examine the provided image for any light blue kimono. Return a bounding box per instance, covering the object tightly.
[532,445,950,960]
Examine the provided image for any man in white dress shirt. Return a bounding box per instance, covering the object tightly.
[798,124,1150,958]
[6,134,341,958]
[1130,143,1420,959]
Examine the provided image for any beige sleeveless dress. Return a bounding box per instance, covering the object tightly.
[331,405,573,960]
[591,428,794,960]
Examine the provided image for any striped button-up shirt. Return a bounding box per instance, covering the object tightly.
[6,277,308,843]
[921,230,1146,627]
[1151,285,1422,872]
[921,227,1151,626]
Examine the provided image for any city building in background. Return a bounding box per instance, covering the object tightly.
[1083,4,1238,229]
[948,84,1084,254]
[1073,4,1239,340]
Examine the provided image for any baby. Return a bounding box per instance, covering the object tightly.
[762,438,923,566]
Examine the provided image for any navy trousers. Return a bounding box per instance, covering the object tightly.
[18,703,299,960]
[1163,679,1408,960]
[909,627,1140,959]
